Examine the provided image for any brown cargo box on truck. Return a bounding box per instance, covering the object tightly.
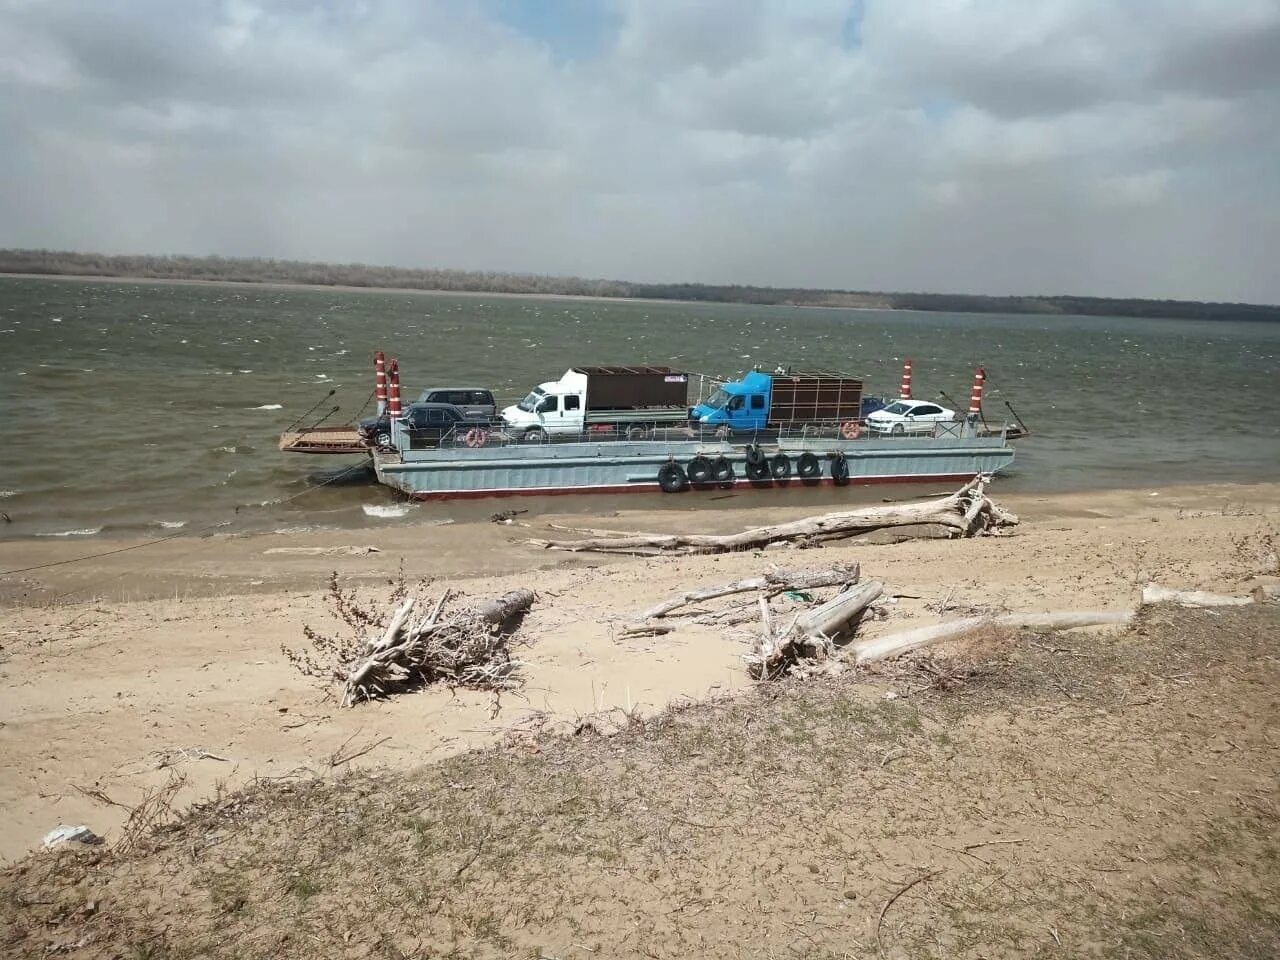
[768,373,863,426]
[575,365,690,410]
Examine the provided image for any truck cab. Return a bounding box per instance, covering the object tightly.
[691,371,772,432]
[502,370,589,440]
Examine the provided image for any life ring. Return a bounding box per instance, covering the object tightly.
[796,452,820,478]
[830,453,850,485]
[464,428,488,448]
[745,444,766,467]
[657,462,688,493]
[687,456,714,484]
[769,454,792,479]
[840,420,861,440]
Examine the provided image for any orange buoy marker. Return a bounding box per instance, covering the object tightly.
[900,359,913,399]
[374,351,388,415]
[840,419,861,440]
[387,358,402,418]
[968,367,986,417]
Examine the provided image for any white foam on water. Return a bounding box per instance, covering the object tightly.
[152,520,187,529]
[253,403,284,410]
[362,503,413,518]
[36,527,102,537]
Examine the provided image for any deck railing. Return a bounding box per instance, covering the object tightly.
[391,415,1007,452]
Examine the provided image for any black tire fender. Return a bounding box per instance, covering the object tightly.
[712,456,734,482]
[830,453,850,485]
[657,462,688,493]
[687,456,714,484]
[744,444,766,468]
[797,452,821,478]
[769,454,791,480]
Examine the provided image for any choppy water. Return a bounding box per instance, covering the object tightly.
[1,276,1277,542]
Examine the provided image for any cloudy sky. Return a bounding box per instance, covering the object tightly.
[2,0,1278,301]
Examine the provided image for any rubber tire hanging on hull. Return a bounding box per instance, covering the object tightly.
[770,454,791,479]
[797,452,820,478]
[687,456,714,484]
[658,462,688,493]
[744,444,769,480]
[830,453,850,486]
[712,456,734,482]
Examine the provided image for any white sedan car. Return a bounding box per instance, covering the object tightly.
[865,399,957,435]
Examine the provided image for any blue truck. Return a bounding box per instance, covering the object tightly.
[691,370,883,433]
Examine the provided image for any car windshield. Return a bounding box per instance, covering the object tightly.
[882,402,912,415]
[516,388,545,413]
[704,388,731,409]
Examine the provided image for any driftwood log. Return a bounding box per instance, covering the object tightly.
[637,563,859,619]
[1141,583,1252,608]
[747,581,884,679]
[530,477,1016,556]
[852,610,1133,665]
[1254,584,1279,603]
[342,588,535,706]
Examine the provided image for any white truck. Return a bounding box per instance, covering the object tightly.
[501,366,691,442]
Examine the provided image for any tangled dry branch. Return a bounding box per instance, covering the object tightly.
[285,576,535,706]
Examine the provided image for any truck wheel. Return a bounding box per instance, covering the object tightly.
[627,426,648,441]
[657,462,688,493]
[797,453,820,478]
[686,456,713,484]
[375,431,393,448]
[769,454,792,479]
[523,427,548,444]
[714,425,731,441]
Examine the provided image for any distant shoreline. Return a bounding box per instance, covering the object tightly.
[2,249,1278,321]
[0,271,816,311]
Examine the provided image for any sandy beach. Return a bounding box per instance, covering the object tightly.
[2,480,1278,864]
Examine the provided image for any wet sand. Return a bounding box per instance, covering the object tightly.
[1,480,1278,861]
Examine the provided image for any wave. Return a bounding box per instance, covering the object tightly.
[151,520,187,529]
[0,489,17,499]
[36,527,102,537]
[252,403,283,410]
[362,503,412,518]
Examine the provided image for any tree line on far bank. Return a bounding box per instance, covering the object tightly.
[1,248,1275,323]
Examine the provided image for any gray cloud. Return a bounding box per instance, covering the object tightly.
[1,0,1277,301]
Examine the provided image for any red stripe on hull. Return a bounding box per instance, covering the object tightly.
[405,472,980,502]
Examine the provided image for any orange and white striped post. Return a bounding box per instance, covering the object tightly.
[968,367,986,418]
[899,359,913,400]
[374,351,387,415]
[387,359,402,418]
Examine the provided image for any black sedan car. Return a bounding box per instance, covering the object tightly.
[359,402,490,450]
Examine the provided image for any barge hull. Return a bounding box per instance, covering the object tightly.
[374,436,1015,501]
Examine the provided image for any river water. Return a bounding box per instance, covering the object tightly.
[1,276,1277,541]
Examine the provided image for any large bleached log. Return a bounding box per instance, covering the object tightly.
[747,581,884,679]
[1141,583,1252,608]
[852,609,1134,665]
[795,580,884,641]
[635,564,860,620]
[530,478,1016,556]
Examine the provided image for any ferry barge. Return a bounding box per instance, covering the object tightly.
[280,355,1020,501]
